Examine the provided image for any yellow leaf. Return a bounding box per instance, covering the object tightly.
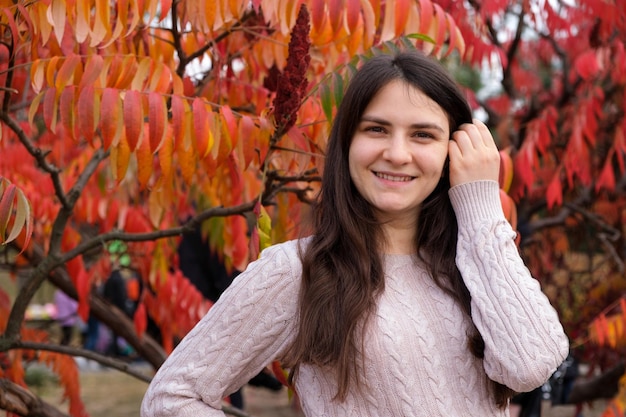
[47,0,67,45]
[131,57,152,91]
[45,56,60,89]
[30,59,47,93]
[126,0,141,36]
[148,186,165,228]
[75,0,90,43]
[28,92,45,129]
[91,0,110,47]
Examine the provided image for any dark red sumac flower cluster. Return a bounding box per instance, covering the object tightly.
[272,4,311,133]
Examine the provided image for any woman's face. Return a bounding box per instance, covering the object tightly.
[348,79,450,224]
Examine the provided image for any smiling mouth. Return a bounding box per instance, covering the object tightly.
[374,172,414,182]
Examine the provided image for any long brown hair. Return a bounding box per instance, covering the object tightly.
[284,50,514,408]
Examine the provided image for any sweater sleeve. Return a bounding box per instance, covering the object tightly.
[449,180,569,393]
[140,242,300,417]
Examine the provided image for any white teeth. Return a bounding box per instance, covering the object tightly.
[375,172,412,182]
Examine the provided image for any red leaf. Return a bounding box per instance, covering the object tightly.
[546,172,563,209]
[417,0,434,34]
[192,98,210,156]
[79,54,104,90]
[286,125,309,151]
[42,87,58,133]
[134,303,147,338]
[239,115,256,169]
[220,105,238,148]
[345,0,360,32]
[123,90,144,151]
[148,92,166,152]
[328,0,343,34]
[100,88,122,150]
[574,50,600,80]
[170,95,186,149]
[77,85,97,145]
[59,86,77,140]
[310,0,326,32]
[596,152,616,192]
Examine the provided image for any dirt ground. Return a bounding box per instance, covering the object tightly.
[36,363,607,417]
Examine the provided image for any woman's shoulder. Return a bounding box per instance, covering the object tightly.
[258,236,312,263]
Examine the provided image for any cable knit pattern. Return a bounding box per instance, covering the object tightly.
[141,180,569,417]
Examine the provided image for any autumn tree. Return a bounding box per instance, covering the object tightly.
[1,0,626,416]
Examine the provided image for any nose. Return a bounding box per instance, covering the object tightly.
[382,135,412,165]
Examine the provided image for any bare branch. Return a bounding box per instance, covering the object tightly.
[11,341,153,383]
[0,378,69,417]
[0,112,68,206]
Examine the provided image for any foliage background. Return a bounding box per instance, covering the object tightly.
[1,0,626,416]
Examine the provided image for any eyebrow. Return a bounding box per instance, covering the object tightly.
[360,116,446,133]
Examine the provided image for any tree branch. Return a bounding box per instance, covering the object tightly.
[0,378,69,417]
[11,341,152,383]
[0,112,67,206]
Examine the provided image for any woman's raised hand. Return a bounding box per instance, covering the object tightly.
[448,119,500,187]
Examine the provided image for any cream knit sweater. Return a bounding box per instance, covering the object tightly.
[141,181,569,416]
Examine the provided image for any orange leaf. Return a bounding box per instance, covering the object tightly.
[112,133,131,182]
[46,56,61,87]
[79,54,104,90]
[394,0,410,35]
[148,92,167,152]
[176,140,196,184]
[100,88,123,150]
[123,90,144,151]
[91,0,110,46]
[55,54,81,91]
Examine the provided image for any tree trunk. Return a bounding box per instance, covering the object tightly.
[566,361,625,404]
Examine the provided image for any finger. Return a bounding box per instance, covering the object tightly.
[473,119,498,149]
[450,128,472,155]
[448,139,461,160]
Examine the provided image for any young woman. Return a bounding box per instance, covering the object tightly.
[141,51,569,416]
